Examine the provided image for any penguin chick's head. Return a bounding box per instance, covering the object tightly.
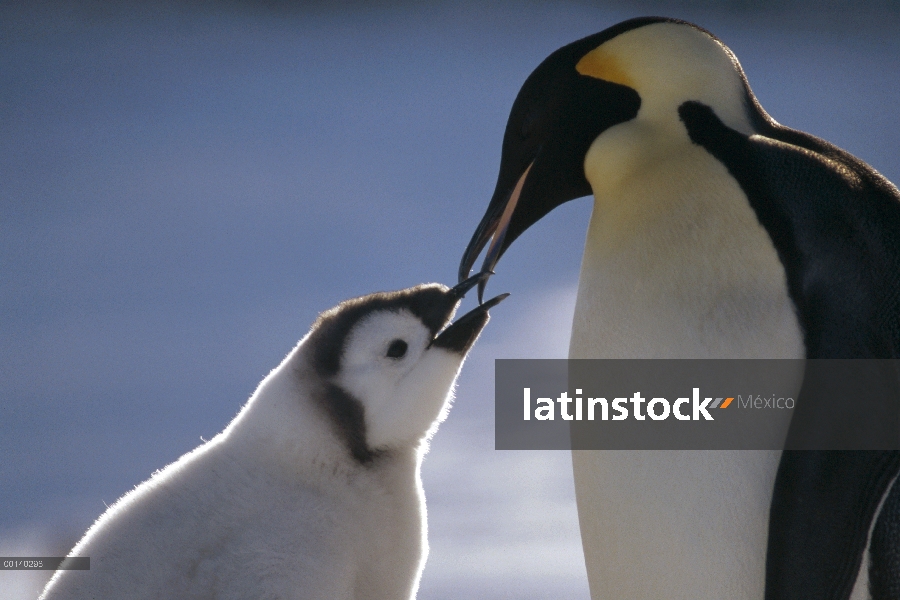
[304,277,506,463]
[460,17,757,286]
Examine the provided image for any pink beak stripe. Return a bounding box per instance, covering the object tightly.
[484,161,534,269]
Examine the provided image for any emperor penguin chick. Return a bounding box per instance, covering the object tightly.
[40,277,506,600]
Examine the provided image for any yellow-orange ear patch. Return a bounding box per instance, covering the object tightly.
[576,46,634,88]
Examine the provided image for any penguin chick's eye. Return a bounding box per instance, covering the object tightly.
[386,339,408,359]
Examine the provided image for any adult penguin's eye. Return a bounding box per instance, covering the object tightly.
[521,112,537,139]
[520,108,545,140]
[386,339,408,359]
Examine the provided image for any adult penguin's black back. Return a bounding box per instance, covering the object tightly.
[679,67,900,600]
[457,17,900,600]
[679,98,900,360]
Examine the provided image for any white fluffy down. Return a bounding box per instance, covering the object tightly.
[337,309,464,450]
[40,300,470,600]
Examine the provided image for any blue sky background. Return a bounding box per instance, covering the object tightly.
[2,1,899,598]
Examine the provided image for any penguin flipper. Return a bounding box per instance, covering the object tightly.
[678,101,900,600]
[766,451,900,600]
[871,476,900,600]
[767,363,899,600]
[764,361,900,600]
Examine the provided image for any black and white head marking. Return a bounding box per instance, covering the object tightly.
[302,279,506,465]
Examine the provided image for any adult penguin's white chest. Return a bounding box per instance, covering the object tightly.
[570,118,805,360]
[568,118,805,599]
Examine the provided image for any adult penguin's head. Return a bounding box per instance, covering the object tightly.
[459,17,758,297]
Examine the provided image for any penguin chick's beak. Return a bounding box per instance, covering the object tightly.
[431,293,510,354]
[416,271,492,336]
[449,271,492,301]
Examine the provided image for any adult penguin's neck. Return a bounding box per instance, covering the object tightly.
[568,117,805,361]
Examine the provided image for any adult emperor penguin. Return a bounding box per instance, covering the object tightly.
[458,17,900,600]
[40,277,506,600]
